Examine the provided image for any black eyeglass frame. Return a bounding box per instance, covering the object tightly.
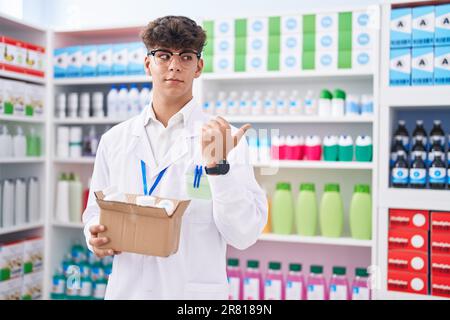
[146,49,202,60]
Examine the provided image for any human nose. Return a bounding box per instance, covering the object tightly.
[168,54,182,71]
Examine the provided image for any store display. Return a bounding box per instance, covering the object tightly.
[0,36,45,77]
[243,260,263,300]
[285,263,305,300]
[264,261,284,300]
[329,266,350,300]
[319,184,344,238]
[295,183,318,236]
[55,173,84,223]
[0,79,45,117]
[306,265,327,300]
[271,182,294,234]
[349,184,372,240]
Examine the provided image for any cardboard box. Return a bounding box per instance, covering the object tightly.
[389,208,429,231]
[21,271,43,300]
[0,241,24,281]
[390,8,412,48]
[23,237,44,274]
[388,250,428,274]
[353,9,373,30]
[24,43,45,77]
[435,4,450,46]
[280,52,301,71]
[281,15,302,35]
[81,45,97,77]
[434,46,450,85]
[412,46,434,86]
[0,278,22,300]
[412,5,435,47]
[214,37,235,56]
[388,228,428,252]
[2,36,26,74]
[431,211,450,234]
[66,46,82,77]
[112,43,128,75]
[247,17,268,37]
[431,254,450,278]
[316,13,338,33]
[53,47,68,78]
[246,54,267,72]
[431,232,450,255]
[390,48,411,86]
[247,36,268,56]
[214,18,235,38]
[387,270,428,295]
[316,50,337,71]
[316,31,337,52]
[95,191,190,257]
[127,42,145,75]
[96,44,112,76]
[352,49,372,72]
[213,54,234,73]
[431,276,450,298]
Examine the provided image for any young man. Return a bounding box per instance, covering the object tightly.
[82,16,268,300]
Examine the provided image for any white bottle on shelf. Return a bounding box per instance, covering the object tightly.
[69,127,83,158]
[107,85,119,119]
[345,94,360,116]
[227,91,239,115]
[203,92,215,115]
[318,89,332,117]
[56,93,67,119]
[288,90,302,115]
[128,84,140,117]
[12,126,27,158]
[276,90,288,115]
[0,125,13,158]
[263,91,276,115]
[139,83,152,113]
[56,126,70,158]
[55,173,70,223]
[304,90,317,116]
[118,84,129,120]
[68,93,79,118]
[68,173,83,223]
[92,92,104,118]
[214,91,227,116]
[251,91,263,116]
[27,177,40,223]
[14,178,26,225]
[259,137,271,163]
[331,89,346,117]
[2,179,14,228]
[360,94,374,115]
[86,126,99,156]
[239,91,251,115]
[79,92,90,118]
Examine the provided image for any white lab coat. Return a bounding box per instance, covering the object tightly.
[82,100,268,300]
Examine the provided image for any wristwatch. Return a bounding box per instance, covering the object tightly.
[205,159,230,175]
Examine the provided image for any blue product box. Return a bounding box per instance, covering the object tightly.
[97,44,112,76]
[412,5,435,47]
[412,46,434,86]
[53,48,67,78]
[390,48,411,86]
[112,43,128,76]
[391,8,412,48]
[66,46,82,77]
[435,4,450,46]
[81,45,97,77]
[127,42,145,75]
[434,46,450,85]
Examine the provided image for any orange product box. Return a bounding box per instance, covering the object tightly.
[388,228,428,252]
[431,254,450,278]
[387,270,428,295]
[388,250,428,274]
[389,209,429,231]
[430,211,450,234]
[431,276,450,298]
[431,232,450,255]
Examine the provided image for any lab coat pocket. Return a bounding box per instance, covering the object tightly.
[184,282,228,300]
[186,199,213,224]
[185,164,212,200]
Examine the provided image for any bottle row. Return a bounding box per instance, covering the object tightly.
[0,79,45,118]
[56,126,106,158]
[227,259,371,300]
[55,173,89,224]
[51,241,112,300]
[0,177,40,228]
[268,182,372,240]
[203,89,373,117]
[0,237,44,300]
[248,135,372,163]
[0,125,42,158]
[56,83,152,120]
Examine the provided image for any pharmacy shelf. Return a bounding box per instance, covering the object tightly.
[53,75,152,85]
[253,160,373,170]
[53,118,123,125]
[379,188,450,212]
[258,233,372,248]
[0,222,45,236]
[0,114,46,124]
[0,157,45,164]
[225,115,374,124]
[383,290,449,301]
[52,221,84,229]
[202,70,373,81]
[386,87,450,108]
[53,157,95,164]
[0,69,46,85]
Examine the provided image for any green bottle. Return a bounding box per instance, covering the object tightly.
[295,183,318,236]
[51,267,66,300]
[349,185,372,240]
[272,182,294,234]
[319,184,344,237]
[93,276,108,300]
[79,275,93,300]
[26,128,41,156]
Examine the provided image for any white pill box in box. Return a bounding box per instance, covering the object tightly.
[94,191,190,257]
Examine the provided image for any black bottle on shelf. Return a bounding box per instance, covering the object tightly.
[430,120,445,147]
[394,120,410,150]
[412,120,428,148]
[428,139,445,166]
[409,154,427,189]
[429,151,447,190]
[411,136,427,165]
[390,136,408,167]
[391,151,409,188]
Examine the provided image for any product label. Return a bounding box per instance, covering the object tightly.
[410,168,427,185]
[411,151,427,161]
[429,168,446,184]
[264,279,282,300]
[52,279,65,294]
[352,286,370,300]
[329,284,348,300]
[227,277,240,300]
[307,284,325,300]
[392,168,409,184]
[285,280,303,300]
[244,278,260,300]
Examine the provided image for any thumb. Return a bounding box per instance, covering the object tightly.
[233,123,252,147]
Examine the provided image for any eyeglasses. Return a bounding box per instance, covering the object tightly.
[147,49,201,68]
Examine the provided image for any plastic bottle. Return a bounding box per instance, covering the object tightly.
[243,260,263,300]
[355,135,373,162]
[1,180,14,227]
[319,183,344,237]
[69,127,82,158]
[323,135,339,161]
[80,92,90,118]
[27,177,40,223]
[259,137,271,163]
[331,89,346,117]
[345,94,360,116]
[227,91,239,115]
[264,262,284,300]
[272,182,294,234]
[278,136,287,160]
[128,84,140,117]
[239,91,251,115]
[71,240,86,264]
[118,84,129,120]
[285,263,305,300]
[349,184,372,240]
[27,127,41,157]
[360,94,373,115]
[430,120,445,147]
[56,173,70,223]
[409,154,427,189]
[263,91,276,115]
[276,90,288,115]
[270,136,281,160]
[412,120,428,148]
[329,266,350,300]
[13,126,27,158]
[429,151,447,189]
[79,273,93,300]
[0,125,13,158]
[318,89,332,117]
[92,92,104,118]
[288,90,302,115]
[92,276,107,300]
[56,93,67,119]
[214,91,227,116]
[394,120,410,150]
[62,252,74,277]
[139,83,152,113]
[107,85,119,119]
[202,92,215,114]
[351,268,371,300]
[295,183,318,236]
[83,126,99,156]
[285,135,299,160]
[304,135,322,161]
[304,90,317,116]
[68,93,78,118]
[390,136,408,167]
[51,267,66,300]
[307,265,327,300]
[251,91,263,115]
[68,173,83,223]
[248,136,259,164]
[338,135,354,161]
[391,151,409,188]
[227,258,242,300]
[14,178,27,225]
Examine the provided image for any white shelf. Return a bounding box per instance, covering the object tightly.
[0,69,46,84]
[54,75,151,85]
[386,86,450,108]
[53,118,123,125]
[382,290,449,301]
[0,157,45,164]
[258,233,372,247]
[380,188,450,212]
[253,160,373,170]
[0,114,46,124]
[53,157,95,164]
[52,221,84,229]
[225,115,374,123]
[202,70,373,81]
[0,222,44,236]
